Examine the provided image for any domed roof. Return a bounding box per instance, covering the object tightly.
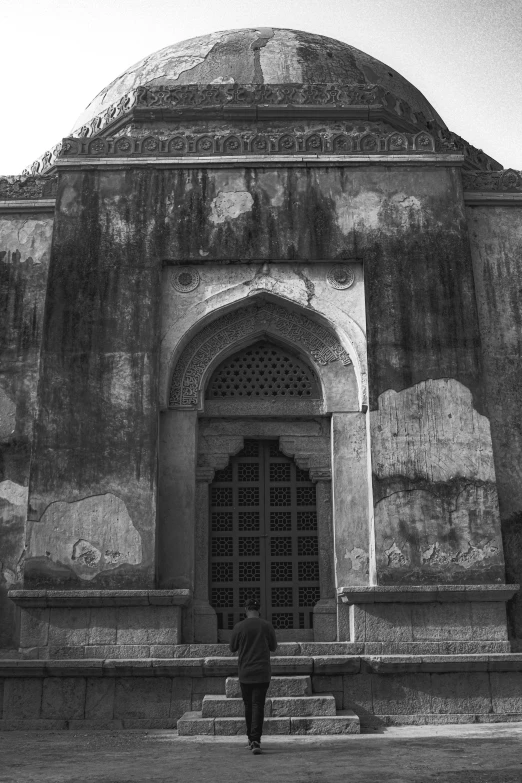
[72,28,445,133]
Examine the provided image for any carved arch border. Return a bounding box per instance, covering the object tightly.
[169,298,353,410]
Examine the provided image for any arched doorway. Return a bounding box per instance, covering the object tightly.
[209,438,320,640]
[159,295,368,643]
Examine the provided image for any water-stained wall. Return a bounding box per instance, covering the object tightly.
[467,204,522,636]
[25,171,160,589]
[24,163,504,596]
[0,211,53,646]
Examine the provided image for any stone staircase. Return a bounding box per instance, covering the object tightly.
[178,676,360,736]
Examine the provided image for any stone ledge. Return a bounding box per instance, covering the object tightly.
[54,153,465,171]
[8,589,192,607]
[464,192,522,205]
[20,640,511,660]
[2,654,522,677]
[0,199,56,214]
[337,584,519,603]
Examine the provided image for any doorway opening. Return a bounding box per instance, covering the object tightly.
[209,439,320,636]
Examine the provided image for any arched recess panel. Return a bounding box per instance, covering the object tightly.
[168,298,354,411]
[209,439,320,639]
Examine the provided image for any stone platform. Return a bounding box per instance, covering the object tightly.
[178,676,360,735]
[1,647,522,730]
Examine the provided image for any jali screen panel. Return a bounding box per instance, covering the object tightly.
[209,440,320,631]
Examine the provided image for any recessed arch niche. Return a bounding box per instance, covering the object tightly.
[168,298,358,413]
[158,295,370,643]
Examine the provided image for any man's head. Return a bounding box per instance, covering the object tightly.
[244,597,261,617]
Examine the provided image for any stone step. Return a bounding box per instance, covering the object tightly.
[225,676,311,698]
[179,643,362,658]
[178,711,360,736]
[202,694,336,718]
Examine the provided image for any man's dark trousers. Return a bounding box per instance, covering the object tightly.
[240,682,270,743]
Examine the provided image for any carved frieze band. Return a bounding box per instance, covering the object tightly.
[0,175,57,200]
[137,83,387,109]
[59,130,436,159]
[20,82,501,176]
[462,169,522,193]
[169,301,352,408]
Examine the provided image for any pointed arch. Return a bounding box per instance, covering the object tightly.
[168,297,353,410]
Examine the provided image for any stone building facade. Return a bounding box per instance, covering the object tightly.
[0,28,522,730]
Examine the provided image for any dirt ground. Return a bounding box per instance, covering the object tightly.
[1,723,522,783]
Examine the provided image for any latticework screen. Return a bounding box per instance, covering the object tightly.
[209,440,320,631]
[206,341,321,399]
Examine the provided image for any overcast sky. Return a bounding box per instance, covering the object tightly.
[1,0,521,174]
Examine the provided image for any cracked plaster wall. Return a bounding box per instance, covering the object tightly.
[26,170,159,590]
[372,379,504,584]
[24,164,504,601]
[0,213,53,646]
[28,493,142,582]
[467,204,522,637]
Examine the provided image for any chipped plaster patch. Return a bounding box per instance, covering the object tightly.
[257,171,286,207]
[421,540,499,569]
[210,191,254,225]
[72,539,101,568]
[0,480,28,508]
[29,493,142,581]
[0,386,16,440]
[344,546,369,573]
[72,31,226,131]
[1,217,52,263]
[388,193,424,229]
[372,379,496,483]
[259,29,302,82]
[334,192,382,235]
[385,542,408,567]
[2,568,17,587]
[210,76,235,84]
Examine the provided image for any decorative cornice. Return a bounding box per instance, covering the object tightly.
[20,83,502,176]
[463,192,522,206]
[59,130,437,159]
[53,154,465,171]
[0,175,57,200]
[0,200,55,214]
[462,168,522,192]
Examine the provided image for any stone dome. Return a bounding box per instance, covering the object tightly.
[72,28,445,133]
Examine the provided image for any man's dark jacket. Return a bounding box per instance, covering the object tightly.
[229,617,278,683]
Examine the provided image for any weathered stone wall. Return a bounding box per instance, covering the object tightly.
[0,212,53,647]
[24,164,503,599]
[467,204,522,638]
[25,170,161,590]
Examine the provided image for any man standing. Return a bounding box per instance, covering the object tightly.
[229,598,278,755]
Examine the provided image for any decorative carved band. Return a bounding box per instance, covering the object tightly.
[462,169,522,193]
[0,175,57,200]
[136,82,385,109]
[169,301,352,408]
[59,130,436,159]
[20,82,502,176]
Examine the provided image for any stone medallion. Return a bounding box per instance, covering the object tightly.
[171,268,200,293]
[326,265,355,290]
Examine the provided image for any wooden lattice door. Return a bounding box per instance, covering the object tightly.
[209,440,320,636]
